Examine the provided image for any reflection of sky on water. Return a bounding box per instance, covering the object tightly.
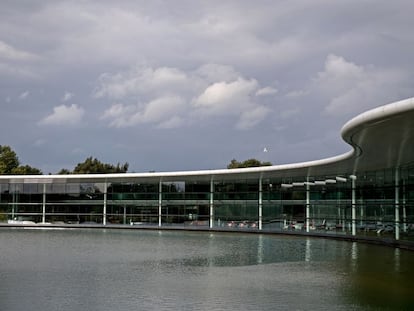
[0,229,412,311]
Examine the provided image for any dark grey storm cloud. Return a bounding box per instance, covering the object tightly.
[0,0,413,173]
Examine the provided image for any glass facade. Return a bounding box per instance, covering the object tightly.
[1,164,413,242]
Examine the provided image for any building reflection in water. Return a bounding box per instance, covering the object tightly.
[305,238,311,262]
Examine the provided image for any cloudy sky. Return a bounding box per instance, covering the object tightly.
[1,0,413,174]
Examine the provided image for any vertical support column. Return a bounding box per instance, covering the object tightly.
[42,183,46,223]
[258,176,263,231]
[403,179,407,233]
[103,181,107,226]
[158,179,162,227]
[12,190,15,220]
[209,177,214,229]
[306,181,310,233]
[395,168,400,240]
[351,176,356,236]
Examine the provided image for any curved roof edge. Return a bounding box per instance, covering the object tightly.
[0,149,355,181]
[341,97,414,143]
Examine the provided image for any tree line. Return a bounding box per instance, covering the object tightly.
[57,157,129,174]
[0,145,272,175]
[0,145,128,175]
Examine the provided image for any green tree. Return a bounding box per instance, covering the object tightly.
[72,157,129,174]
[57,168,71,175]
[11,165,42,175]
[0,145,42,175]
[227,158,272,169]
[0,145,19,174]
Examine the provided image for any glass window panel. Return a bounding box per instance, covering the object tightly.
[10,183,23,193]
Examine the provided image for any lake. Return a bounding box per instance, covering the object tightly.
[0,228,413,310]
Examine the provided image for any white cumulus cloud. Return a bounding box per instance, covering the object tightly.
[193,77,270,129]
[101,95,186,128]
[308,54,407,116]
[94,66,189,100]
[193,78,258,113]
[39,104,85,126]
[96,64,273,130]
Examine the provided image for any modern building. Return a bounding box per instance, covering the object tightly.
[1,98,414,244]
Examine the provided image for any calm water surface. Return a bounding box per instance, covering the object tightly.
[0,228,413,311]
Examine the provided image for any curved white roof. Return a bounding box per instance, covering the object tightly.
[2,97,414,183]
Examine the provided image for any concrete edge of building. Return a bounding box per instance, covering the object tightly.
[1,223,413,251]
